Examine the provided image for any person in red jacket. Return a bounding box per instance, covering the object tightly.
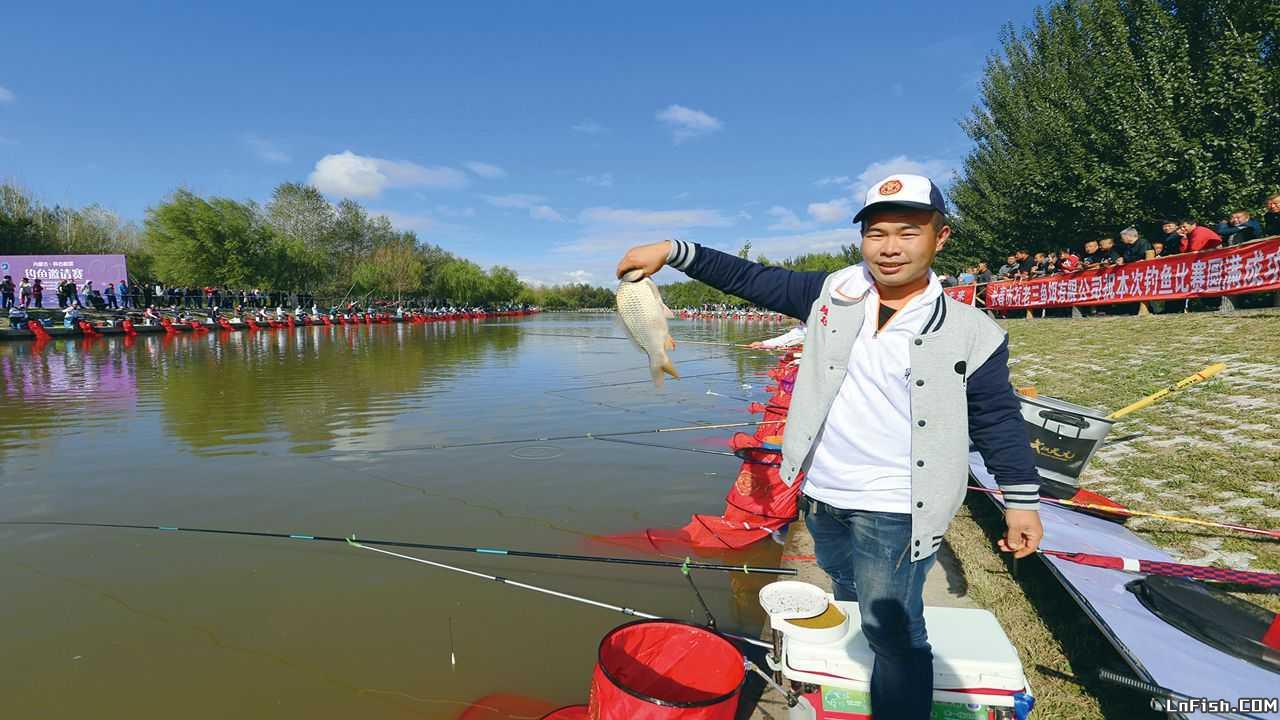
[1055,247,1080,273]
[1178,219,1223,253]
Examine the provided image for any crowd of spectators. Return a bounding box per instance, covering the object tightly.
[966,192,1280,286]
[1,279,317,313]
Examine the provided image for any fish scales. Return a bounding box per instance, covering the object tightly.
[616,272,679,388]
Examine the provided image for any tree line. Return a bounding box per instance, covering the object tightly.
[0,181,609,309]
[946,0,1280,270]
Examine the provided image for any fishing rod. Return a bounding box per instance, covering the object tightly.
[1097,667,1270,720]
[0,520,795,576]
[1107,362,1226,419]
[520,331,750,347]
[347,537,774,650]
[1039,548,1280,589]
[317,418,786,457]
[591,435,736,457]
[969,485,1280,540]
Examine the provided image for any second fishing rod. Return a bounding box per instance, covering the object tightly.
[1,520,795,576]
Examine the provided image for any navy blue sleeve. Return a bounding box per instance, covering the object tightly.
[966,337,1041,510]
[679,243,828,320]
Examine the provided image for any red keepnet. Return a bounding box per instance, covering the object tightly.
[589,621,744,720]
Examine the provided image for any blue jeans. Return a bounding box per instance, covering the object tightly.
[803,496,936,720]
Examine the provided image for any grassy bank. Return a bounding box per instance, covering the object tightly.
[945,307,1280,719]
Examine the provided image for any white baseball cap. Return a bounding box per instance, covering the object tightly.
[851,173,947,224]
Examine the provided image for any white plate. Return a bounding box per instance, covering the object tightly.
[759,581,829,620]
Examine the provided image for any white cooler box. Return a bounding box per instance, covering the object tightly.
[779,602,1033,720]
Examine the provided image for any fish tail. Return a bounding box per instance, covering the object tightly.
[661,354,679,379]
[650,363,665,388]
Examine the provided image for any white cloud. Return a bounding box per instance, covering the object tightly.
[530,205,565,222]
[308,150,468,198]
[673,191,690,200]
[245,134,290,164]
[551,228,678,256]
[578,206,731,228]
[815,176,850,187]
[0,85,14,103]
[434,205,476,218]
[850,155,956,199]
[572,120,606,134]
[767,206,813,232]
[465,161,506,179]
[371,210,435,233]
[807,197,854,224]
[483,193,563,222]
[578,172,614,188]
[484,193,545,209]
[655,104,723,143]
[565,270,593,284]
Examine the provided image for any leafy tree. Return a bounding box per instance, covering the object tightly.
[432,258,489,305]
[332,199,372,290]
[1,182,151,277]
[417,242,457,294]
[144,189,268,287]
[265,183,335,291]
[352,234,426,300]
[486,265,523,304]
[950,0,1280,265]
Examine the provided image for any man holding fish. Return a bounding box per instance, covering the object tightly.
[616,173,1043,720]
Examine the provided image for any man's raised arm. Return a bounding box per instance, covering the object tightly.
[616,240,829,321]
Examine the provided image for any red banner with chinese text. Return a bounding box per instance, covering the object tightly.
[984,237,1280,310]
[943,284,977,305]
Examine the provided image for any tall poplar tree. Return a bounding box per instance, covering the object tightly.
[950,0,1279,265]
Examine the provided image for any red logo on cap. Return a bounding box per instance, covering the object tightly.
[878,179,903,196]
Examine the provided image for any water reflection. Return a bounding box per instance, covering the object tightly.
[0,315,794,718]
[0,322,522,459]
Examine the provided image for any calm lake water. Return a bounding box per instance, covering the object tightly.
[0,314,789,718]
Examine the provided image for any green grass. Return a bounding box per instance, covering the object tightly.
[1005,308,1280,594]
[945,307,1280,719]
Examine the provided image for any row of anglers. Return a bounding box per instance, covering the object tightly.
[677,308,790,321]
[7,303,538,331]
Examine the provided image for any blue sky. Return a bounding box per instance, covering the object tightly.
[0,1,1038,286]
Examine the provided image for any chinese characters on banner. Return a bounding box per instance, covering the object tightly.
[943,284,977,305]
[0,255,129,291]
[984,238,1280,310]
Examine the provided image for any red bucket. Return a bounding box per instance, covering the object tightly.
[589,620,744,720]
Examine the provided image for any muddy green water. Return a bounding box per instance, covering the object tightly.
[0,315,790,718]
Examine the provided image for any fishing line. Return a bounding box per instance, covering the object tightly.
[706,389,753,403]
[543,387,722,427]
[347,538,774,650]
[520,331,750,347]
[312,419,785,457]
[554,369,742,393]
[568,348,764,379]
[0,520,795,576]
[591,436,735,457]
